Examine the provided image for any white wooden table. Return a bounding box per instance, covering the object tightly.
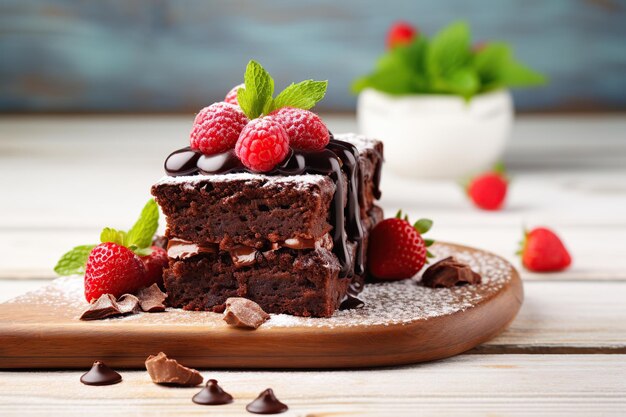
[1,115,625,416]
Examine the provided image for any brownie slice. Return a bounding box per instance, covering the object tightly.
[153,134,384,317]
[153,173,336,249]
[164,247,347,317]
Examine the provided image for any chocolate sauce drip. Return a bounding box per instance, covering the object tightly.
[80,361,122,386]
[246,388,288,414]
[192,379,234,405]
[164,138,367,279]
[339,293,365,310]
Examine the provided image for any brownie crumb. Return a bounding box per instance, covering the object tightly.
[145,352,203,386]
[421,256,482,288]
[223,297,270,329]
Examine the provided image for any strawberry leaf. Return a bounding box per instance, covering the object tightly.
[395,209,403,219]
[100,228,128,246]
[414,218,433,234]
[54,244,96,276]
[129,246,152,257]
[424,238,435,247]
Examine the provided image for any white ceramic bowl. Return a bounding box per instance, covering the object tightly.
[357,89,513,179]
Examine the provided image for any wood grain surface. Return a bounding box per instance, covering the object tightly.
[0,243,522,370]
[1,115,625,415]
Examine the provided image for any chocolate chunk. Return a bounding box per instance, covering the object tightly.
[137,284,167,312]
[152,235,169,250]
[223,297,270,329]
[117,294,141,315]
[192,379,234,405]
[339,294,365,310]
[80,361,122,386]
[145,352,203,386]
[80,294,121,321]
[246,388,288,414]
[421,257,482,288]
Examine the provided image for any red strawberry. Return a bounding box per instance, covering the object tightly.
[467,172,508,211]
[368,211,433,280]
[224,83,244,105]
[386,21,417,49]
[268,107,330,151]
[190,102,249,155]
[140,246,168,288]
[235,118,290,172]
[519,227,572,272]
[84,243,148,302]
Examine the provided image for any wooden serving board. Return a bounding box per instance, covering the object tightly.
[0,243,522,369]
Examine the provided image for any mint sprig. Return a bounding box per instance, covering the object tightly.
[352,20,546,99]
[54,199,160,276]
[236,60,328,119]
[54,244,97,276]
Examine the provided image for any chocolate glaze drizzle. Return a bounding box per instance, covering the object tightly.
[164,135,370,281]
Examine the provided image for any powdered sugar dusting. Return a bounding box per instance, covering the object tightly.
[155,172,327,190]
[6,244,514,328]
[334,133,380,152]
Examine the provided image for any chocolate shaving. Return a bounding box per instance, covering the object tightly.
[116,294,141,315]
[421,256,482,288]
[145,352,203,386]
[136,284,167,312]
[80,294,122,321]
[223,297,270,329]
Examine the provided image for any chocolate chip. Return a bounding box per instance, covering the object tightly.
[192,379,234,405]
[80,361,122,386]
[145,352,203,387]
[246,388,288,414]
[136,283,167,312]
[223,297,270,329]
[421,256,482,288]
[80,294,122,321]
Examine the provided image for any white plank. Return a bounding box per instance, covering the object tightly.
[1,280,624,352]
[0,355,624,416]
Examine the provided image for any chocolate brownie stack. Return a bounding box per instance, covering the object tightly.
[152,133,383,317]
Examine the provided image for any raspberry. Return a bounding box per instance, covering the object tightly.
[235,118,290,172]
[140,246,168,288]
[224,83,244,105]
[387,21,417,49]
[268,107,330,151]
[190,102,249,155]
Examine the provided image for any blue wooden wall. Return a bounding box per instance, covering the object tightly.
[1,0,625,112]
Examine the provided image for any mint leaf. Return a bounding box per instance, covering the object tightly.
[435,68,479,97]
[272,80,328,111]
[473,42,511,90]
[237,60,275,119]
[129,246,152,257]
[127,199,159,249]
[54,244,96,276]
[100,227,128,246]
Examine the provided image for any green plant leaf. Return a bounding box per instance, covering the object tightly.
[436,68,479,97]
[500,58,547,86]
[130,246,153,257]
[237,60,275,119]
[100,227,128,246]
[414,218,433,234]
[272,80,328,111]
[127,199,159,249]
[426,21,471,80]
[54,244,96,276]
